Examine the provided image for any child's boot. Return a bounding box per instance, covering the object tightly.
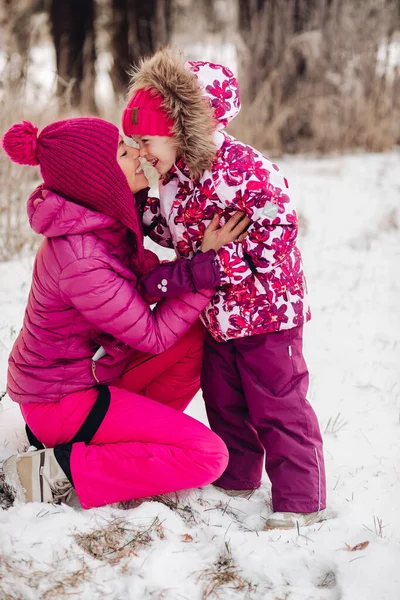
[213,485,256,498]
[264,510,327,530]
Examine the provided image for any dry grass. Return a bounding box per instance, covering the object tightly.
[41,565,93,600]
[73,515,165,567]
[0,552,93,600]
[324,412,348,436]
[0,156,40,261]
[196,542,256,599]
[363,515,389,538]
[316,570,337,590]
[149,492,204,525]
[0,12,99,262]
[0,470,15,510]
[203,499,250,530]
[0,515,166,598]
[233,0,400,156]
[0,57,58,261]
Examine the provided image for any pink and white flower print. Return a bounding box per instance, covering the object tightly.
[144,132,310,341]
[186,60,241,129]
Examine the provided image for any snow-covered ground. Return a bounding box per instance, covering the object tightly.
[0,151,399,599]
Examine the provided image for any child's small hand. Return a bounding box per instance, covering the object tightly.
[200,212,251,253]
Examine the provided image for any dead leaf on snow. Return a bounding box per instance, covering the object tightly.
[345,540,370,552]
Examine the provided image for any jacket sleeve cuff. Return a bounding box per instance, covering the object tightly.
[190,249,221,289]
[139,250,220,299]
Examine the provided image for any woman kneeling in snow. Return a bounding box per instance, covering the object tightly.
[1,117,248,509]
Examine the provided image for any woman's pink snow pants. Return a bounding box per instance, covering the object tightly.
[20,322,228,508]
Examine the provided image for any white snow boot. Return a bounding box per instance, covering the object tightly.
[3,448,74,504]
[213,485,256,498]
[264,510,327,530]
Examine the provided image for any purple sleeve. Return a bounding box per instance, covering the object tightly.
[139,250,221,298]
[59,256,214,355]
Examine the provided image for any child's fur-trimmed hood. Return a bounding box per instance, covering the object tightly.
[128,48,241,180]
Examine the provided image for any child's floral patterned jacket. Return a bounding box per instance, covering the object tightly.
[141,61,310,342]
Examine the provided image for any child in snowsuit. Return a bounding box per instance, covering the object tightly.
[1,117,248,508]
[122,48,327,529]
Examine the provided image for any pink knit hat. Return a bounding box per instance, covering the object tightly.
[2,117,158,276]
[122,89,175,137]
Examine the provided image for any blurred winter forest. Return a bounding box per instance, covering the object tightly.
[0,0,399,258]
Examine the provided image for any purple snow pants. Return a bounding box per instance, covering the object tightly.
[201,326,326,513]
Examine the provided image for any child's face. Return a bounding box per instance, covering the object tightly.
[117,137,148,193]
[132,135,178,175]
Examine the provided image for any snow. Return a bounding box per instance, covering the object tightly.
[377,37,400,80]
[0,42,57,106]
[1,151,400,599]
[184,41,238,75]
[95,51,116,113]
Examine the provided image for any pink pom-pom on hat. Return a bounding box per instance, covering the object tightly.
[2,121,39,166]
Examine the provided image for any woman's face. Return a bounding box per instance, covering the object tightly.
[132,135,178,175]
[117,137,148,193]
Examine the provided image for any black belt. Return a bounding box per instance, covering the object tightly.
[25,384,111,450]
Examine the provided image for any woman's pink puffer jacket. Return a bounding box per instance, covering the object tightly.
[8,187,212,403]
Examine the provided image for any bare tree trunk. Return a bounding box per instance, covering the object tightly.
[294,0,318,32]
[2,0,45,90]
[109,0,130,98]
[238,0,315,97]
[110,0,173,97]
[49,0,97,113]
[238,0,291,104]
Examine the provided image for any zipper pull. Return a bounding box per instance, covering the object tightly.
[91,360,100,383]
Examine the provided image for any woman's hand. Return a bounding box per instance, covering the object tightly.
[200,212,251,253]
